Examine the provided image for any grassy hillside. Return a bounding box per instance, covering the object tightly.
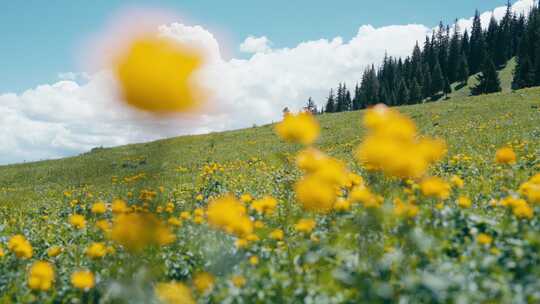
[0,87,540,302]
[448,57,516,99]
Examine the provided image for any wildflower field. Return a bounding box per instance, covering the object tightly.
[1,87,540,303]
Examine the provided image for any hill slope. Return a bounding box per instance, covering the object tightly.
[1,86,539,213]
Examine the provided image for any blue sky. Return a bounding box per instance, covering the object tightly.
[1,0,511,93]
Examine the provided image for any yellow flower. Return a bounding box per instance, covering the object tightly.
[207,195,253,238]
[333,198,352,211]
[114,36,205,113]
[0,248,4,258]
[71,270,95,290]
[477,233,493,245]
[155,225,176,246]
[393,198,419,218]
[251,196,278,215]
[457,196,472,208]
[249,255,259,266]
[194,208,205,217]
[235,238,249,249]
[495,147,516,164]
[155,282,195,304]
[180,211,191,220]
[95,219,111,232]
[519,173,540,204]
[193,272,215,293]
[420,177,451,200]
[69,214,86,229]
[47,246,63,257]
[231,275,246,288]
[295,218,316,233]
[269,229,284,240]
[8,234,33,259]
[86,242,107,259]
[195,194,204,201]
[240,194,253,204]
[512,200,534,219]
[450,175,464,189]
[295,176,336,213]
[27,261,55,291]
[111,199,128,214]
[110,213,165,251]
[168,217,182,227]
[91,201,107,214]
[348,185,380,208]
[275,112,320,145]
[355,105,445,179]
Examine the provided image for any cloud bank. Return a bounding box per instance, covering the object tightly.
[0,0,535,165]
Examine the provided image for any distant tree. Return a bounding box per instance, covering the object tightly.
[447,21,462,82]
[305,97,317,114]
[324,89,335,113]
[471,57,502,95]
[431,60,444,94]
[397,80,410,105]
[443,77,452,97]
[409,78,422,104]
[457,54,470,85]
[469,10,487,74]
[352,84,363,110]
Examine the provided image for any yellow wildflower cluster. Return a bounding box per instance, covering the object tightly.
[71,270,95,290]
[499,196,534,219]
[206,195,253,238]
[275,112,320,145]
[355,104,446,179]
[28,261,55,291]
[110,213,175,252]
[8,235,33,259]
[251,196,278,215]
[155,282,195,304]
[420,177,451,200]
[519,173,540,204]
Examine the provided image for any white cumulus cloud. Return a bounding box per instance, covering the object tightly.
[239,36,272,54]
[0,0,535,165]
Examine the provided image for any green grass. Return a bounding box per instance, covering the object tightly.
[448,57,516,99]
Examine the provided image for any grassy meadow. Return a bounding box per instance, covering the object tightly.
[0,86,540,303]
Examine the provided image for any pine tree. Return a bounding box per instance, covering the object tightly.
[422,63,432,98]
[324,89,335,113]
[513,32,535,89]
[397,80,410,105]
[457,54,470,85]
[469,10,487,74]
[443,77,452,97]
[448,21,462,82]
[409,78,422,104]
[305,97,317,114]
[352,84,362,110]
[431,60,444,94]
[486,15,499,62]
[461,30,471,62]
[471,57,502,95]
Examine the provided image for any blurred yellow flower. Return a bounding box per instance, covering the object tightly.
[114,36,205,113]
[251,196,278,215]
[86,242,107,259]
[355,104,446,179]
[269,229,284,240]
[295,218,316,233]
[495,147,516,164]
[111,199,128,214]
[27,261,54,291]
[207,195,253,237]
[275,112,320,145]
[519,173,540,204]
[71,270,95,290]
[155,282,195,304]
[193,272,215,293]
[295,176,336,213]
[477,233,493,245]
[420,177,451,200]
[91,201,107,214]
[457,196,472,208]
[69,214,86,229]
[47,246,63,258]
[8,234,33,259]
[249,255,259,266]
[231,275,246,288]
[450,175,464,189]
